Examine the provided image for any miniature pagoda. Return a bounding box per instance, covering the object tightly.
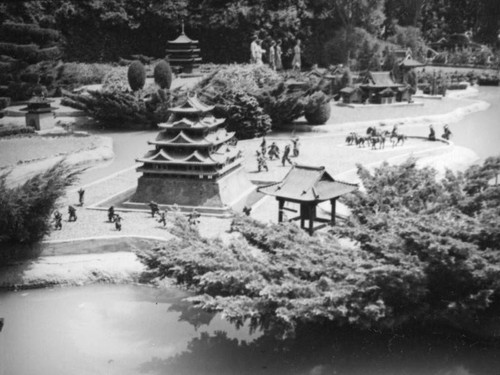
[166,21,201,74]
[130,94,252,214]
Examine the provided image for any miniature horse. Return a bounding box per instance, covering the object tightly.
[366,126,387,149]
[390,133,407,147]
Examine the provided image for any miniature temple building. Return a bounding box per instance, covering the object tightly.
[340,86,364,104]
[166,21,201,74]
[130,94,253,215]
[21,96,56,130]
[258,165,358,235]
[361,71,403,104]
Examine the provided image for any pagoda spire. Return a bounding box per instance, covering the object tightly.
[181,20,185,35]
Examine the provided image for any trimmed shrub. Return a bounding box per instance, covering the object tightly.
[0,22,60,46]
[0,97,11,109]
[257,83,306,127]
[128,60,146,92]
[154,60,173,89]
[57,63,110,87]
[0,125,35,137]
[37,46,61,61]
[0,43,39,63]
[304,91,331,125]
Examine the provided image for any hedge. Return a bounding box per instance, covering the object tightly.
[0,43,39,63]
[37,46,62,61]
[0,125,35,137]
[0,22,60,46]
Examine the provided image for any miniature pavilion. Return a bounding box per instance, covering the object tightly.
[21,96,56,130]
[166,21,201,74]
[131,94,252,215]
[258,165,358,235]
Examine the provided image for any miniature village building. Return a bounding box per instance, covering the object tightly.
[360,71,406,104]
[258,165,357,235]
[339,86,364,104]
[131,94,252,215]
[166,22,201,74]
[396,85,413,102]
[21,96,56,131]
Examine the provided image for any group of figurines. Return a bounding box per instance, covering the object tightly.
[428,124,452,141]
[148,201,200,226]
[255,136,300,172]
[250,36,302,71]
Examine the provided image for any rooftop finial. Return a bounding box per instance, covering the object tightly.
[181,20,185,34]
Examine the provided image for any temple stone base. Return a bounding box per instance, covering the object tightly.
[128,166,255,215]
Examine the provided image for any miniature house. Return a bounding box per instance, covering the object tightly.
[360,71,403,104]
[340,86,364,104]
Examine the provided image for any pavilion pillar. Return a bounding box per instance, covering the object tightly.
[300,203,306,228]
[278,198,284,223]
[330,199,336,226]
[308,203,316,236]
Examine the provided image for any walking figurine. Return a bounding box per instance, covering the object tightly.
[68,205,77,222]
[442,125,452,140]
[78,188,85,206]
[268,142,280,160]
[114,214,122,231]
[242,206,252,216]
[291,137,300,157]
[158,211,167,227]
[260,136,267,156]
[188,209,200,226]
[108,206,115,222]
[148,201,159,217]
[282,144,292,166]
[53,210,62,230]
[257,154,269,172]
[428,125,436,141]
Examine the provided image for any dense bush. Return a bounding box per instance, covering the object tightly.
[154,60,173,89]
[139,156,500,335]
[0,161,80,263]
[127,60,146,92]
[213,90,272,139]
[256,83,307,127]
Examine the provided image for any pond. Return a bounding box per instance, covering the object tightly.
[1,284,500,375]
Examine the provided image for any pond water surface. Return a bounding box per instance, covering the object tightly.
[1,284,500,375]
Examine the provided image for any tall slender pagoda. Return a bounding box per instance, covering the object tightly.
[130,94,252,214]
[166,21,201,74]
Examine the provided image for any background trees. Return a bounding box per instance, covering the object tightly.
[1,0,498,66]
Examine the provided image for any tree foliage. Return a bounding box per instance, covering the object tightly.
[139,156,500,335]
[0,161,80,263]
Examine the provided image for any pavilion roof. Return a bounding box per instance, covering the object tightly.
[400,58,425,67]
[362,71,402,88]
[168,32,198,44]
[258,165,357,202]
[340,86,362,95]
[169,95,215,114]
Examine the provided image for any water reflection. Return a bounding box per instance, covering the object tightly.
[1,283,499,375]
[138,324,500,375]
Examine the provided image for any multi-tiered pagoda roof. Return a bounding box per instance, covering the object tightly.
[166,22,201,73]
[136,95,242,179]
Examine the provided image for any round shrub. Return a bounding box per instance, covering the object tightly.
[128,60,146,92]
[304,91,331,125]
[154,60,173,89]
